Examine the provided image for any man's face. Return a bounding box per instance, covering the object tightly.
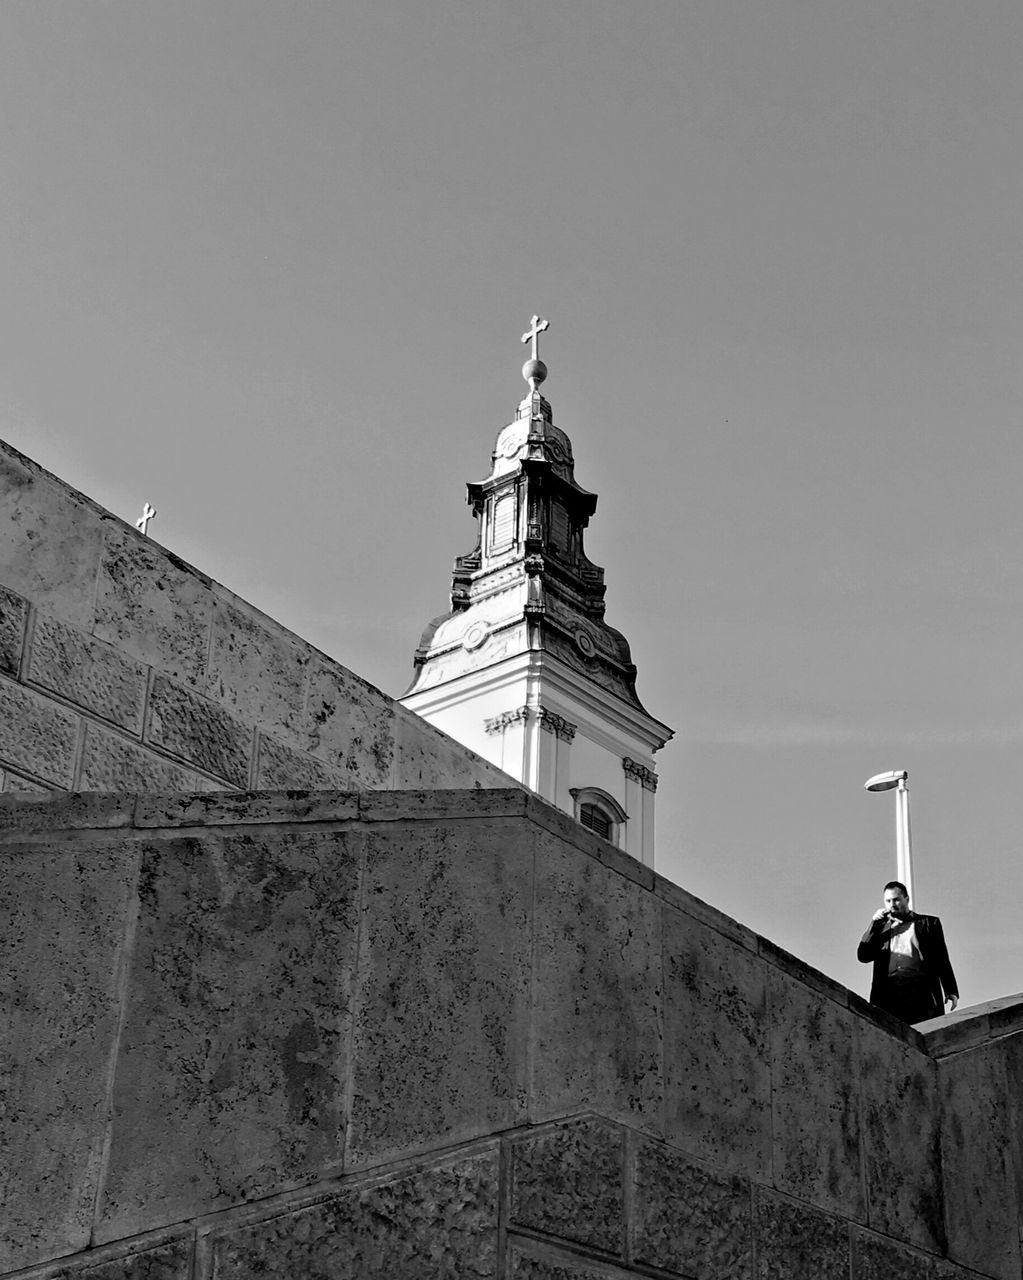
[884,888,910,917]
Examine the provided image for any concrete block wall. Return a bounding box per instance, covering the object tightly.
[3,788,1020,1279]
[0,438,515,796]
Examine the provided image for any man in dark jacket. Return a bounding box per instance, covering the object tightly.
[857,881,959,1024]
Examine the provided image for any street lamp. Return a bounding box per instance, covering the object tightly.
[864,769,913,904]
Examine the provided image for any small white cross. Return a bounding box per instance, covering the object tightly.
[135,502,157,535]
[521,314,550,361]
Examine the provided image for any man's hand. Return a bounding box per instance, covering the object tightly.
[946,994,958,1012]
[871,907,889,922]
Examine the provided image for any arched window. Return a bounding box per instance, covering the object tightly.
[570,788,628,847]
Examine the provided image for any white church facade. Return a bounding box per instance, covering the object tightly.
[401,318,672,866]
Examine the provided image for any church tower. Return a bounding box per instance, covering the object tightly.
[401,318,672,866]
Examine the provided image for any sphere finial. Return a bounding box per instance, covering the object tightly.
[522,357,548,390]
[520,314,550,391]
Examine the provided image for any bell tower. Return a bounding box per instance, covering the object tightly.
[401,318,672,866]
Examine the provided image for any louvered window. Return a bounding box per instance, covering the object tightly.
[579,803,612,840]
[550,502,569,551]
[491,493,515,552]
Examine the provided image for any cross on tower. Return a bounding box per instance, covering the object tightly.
[135,502,157,535]
[521,314,549,361]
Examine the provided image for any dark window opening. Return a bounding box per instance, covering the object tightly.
[579,802,612,840]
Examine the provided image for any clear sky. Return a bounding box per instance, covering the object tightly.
[2,2,1021,1010]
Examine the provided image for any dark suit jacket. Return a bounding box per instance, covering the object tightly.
[857,913,958,1011]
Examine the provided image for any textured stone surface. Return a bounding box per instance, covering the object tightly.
[939,1046,1018,1279]
[0,791,135,837]
[132,789,359,828]
[755,1189,848,1280]
[347,819,532,1164]
[2,770,51,793]
[933,1261,991,1280]
[207,1150,499,1280]
[530,829,662,1130]
[145,674,252,787]
[255,731,348,789]
[205,597,309,740]
[97,828,360,1240]
[662,907,770,1176]
[0,583,28,674]
[0,450,103,628]
[1002,1034,1023,1273]
[632,1138,752,1279]
[359,787,526,823]
[79,723,199,791]
[393,705,509,789]
[28,615,148,733]
[509,1117,624,1255]
[47,1237,192,1280]
[302,658,393,787]
[0,675,79,786]
[509,1249,615,1280]
[857,1020,943,1251]
[769,968,863,1218]
[850,1229,933,1280]
[0,841,137,1271]
[94,524,213,688]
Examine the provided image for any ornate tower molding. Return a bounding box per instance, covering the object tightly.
[401,318,672,867]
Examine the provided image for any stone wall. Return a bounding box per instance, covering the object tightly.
[0,438,514,796]
[3,788,1020,1279]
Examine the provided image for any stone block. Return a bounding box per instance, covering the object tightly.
[0,840,138,1271]
[850,1228,933,1280]
[661,907,770,1176]
[301,658,393,786]
[0,582,28,674]
[205,596,309,740]
[347,819,532,1165]
[204,1150,499,1280]
[358,787,526,823]
[132,789,359,829]
[0,791,135,838]
[145,674,252,787]
[856,1020,943,1252]
[46,1237,193,1280]
[509,1117,624,1255]
[79,723,199,792]
[0,448,104,628]
[392,703,509,789]
[933,1262,990,1280]
[29,614,148,733]
[939,1046,1019,1279]
[255,731,348,789]
[523,794,654,891]
[768,968,864,1218]
[96,828,361,1240]
[530,829,662,1131]
[2,770,51,793]
[653,873,760,953]
[509,1248,616,1280]
[94,524,213,688]
[754,1189,848,1280]
[1003,1033,1023,1260]
[631,1138,752,1279]
[0,676,79,787]
[759,936,850,1005]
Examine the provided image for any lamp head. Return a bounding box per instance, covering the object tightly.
[864,769,908,792]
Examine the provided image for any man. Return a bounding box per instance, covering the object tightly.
[857,881,959,1024]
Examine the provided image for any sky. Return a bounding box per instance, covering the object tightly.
[1,1,1022,1010]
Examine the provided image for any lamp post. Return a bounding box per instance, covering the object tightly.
[864,769,913,904]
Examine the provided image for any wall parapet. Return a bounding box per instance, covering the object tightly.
[0,438,518,799]
[3,787,1021,1278]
